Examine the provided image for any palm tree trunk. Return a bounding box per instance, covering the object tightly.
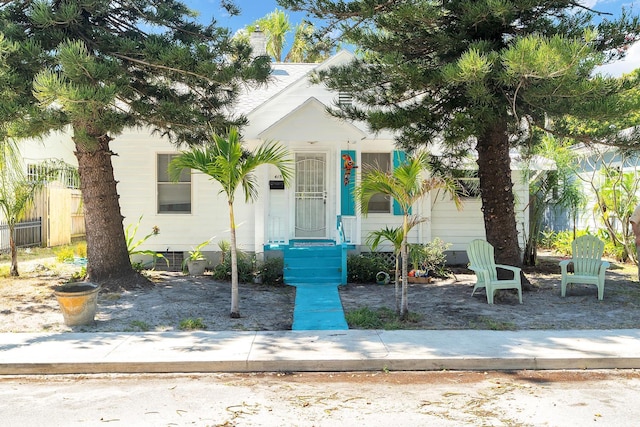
[400,216,409,319]
[394,253,400,314]
[9,227,18,276]
[229,201,240,318]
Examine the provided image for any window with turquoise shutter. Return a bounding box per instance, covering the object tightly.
[361,152,392,213]
[392,150,410,215]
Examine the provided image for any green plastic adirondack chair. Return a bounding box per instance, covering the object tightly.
[467,239,523,304]
[559,235,610,300]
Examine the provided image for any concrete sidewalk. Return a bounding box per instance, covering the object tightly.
[2,329,640,375]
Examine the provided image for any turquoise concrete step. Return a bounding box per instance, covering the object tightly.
[284,240,349,330]
[284,240,343,285]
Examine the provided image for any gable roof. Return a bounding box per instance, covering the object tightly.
[233,50,356,117]
[234,63,317,116]
[258,97,366,142]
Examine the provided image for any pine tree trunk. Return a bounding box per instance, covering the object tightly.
[74,133,136,286]
[476,121,530,288]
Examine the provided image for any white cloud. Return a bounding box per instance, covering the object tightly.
[597,41,640,77]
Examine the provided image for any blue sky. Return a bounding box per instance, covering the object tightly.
[185,0,639,76]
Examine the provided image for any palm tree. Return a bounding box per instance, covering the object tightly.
[0,140,48,276]
[356,151,461,319]
[169,127,292,318]
[255,9,290,62]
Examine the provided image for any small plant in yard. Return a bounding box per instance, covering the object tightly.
[472,316,517,331]
[128,320,151,332]
[212,248,254,282]
[54,246,75,263]
[179,317,207,330]
[345,306,422,330]
[0,265,10,277]
[74,241,87,258]
[68,266,87,282]
[125,215,167,269]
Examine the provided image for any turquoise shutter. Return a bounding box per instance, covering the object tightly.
[341,150,356,216]
[392,150,410,215]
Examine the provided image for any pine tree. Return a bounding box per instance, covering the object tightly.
[0,1,270,289]
[279,0,640,273]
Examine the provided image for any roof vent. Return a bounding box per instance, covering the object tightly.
[338,91,352,107]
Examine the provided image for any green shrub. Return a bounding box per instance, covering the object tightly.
[408,238,451,277]
[211,250,254,283]
[258,257,284,286]
[550,229,590,256]
[347,253,392,283]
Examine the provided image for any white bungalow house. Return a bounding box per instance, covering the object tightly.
[18,50,534,273]
[108,50,532,270]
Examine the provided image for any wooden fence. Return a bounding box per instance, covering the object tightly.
[28,182,85,247]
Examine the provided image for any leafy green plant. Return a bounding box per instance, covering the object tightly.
[125,215,168,268]
[68,266,87,282]
[181,239,214,272]
[258,257,284,286]
[179,317,207,330]
[550,230,590,256]
[408,238,452,277]
[347,254,393,283]
[211,249,254,283]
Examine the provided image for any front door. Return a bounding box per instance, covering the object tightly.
[295,153,327,238]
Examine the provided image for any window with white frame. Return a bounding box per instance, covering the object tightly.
[157,153,191,214]
[361,152,392,213]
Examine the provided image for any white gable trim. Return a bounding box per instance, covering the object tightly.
[258,97,366,142]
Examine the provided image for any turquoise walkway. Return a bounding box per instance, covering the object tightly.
[291,283,348,330]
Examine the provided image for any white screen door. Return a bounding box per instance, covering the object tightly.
[295,153,327,238]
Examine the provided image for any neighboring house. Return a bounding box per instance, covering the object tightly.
[542,141,640,235]
[21,50,533,268]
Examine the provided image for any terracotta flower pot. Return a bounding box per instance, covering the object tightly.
[54,282,100,326]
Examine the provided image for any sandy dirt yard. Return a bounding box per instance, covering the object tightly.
[1,251,639,333]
